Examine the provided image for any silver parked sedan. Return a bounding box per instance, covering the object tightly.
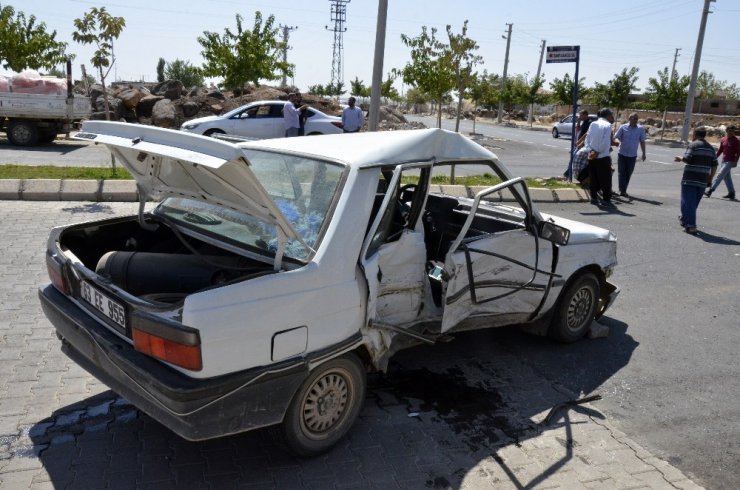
[181,100,344,138]
[552,114,597,139]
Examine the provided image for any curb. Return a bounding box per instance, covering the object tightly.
[0,179,590,203]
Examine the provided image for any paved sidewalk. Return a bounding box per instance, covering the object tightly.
[0,179,591,203]
[0,201,704,489]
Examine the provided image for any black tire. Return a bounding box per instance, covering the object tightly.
[549,272,599,343]
[552,128,559,139]
[7,120,39,146]
[38,132,57,144]
[203,128,225,137]
[282,353,365,456]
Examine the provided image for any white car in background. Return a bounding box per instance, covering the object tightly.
[181,100,343,138]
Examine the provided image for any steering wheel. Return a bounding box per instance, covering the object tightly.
[399,183,418,203]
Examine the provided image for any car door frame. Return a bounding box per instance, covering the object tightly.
[440,177,559,332]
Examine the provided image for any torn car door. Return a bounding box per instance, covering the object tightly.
[441,178,555,332]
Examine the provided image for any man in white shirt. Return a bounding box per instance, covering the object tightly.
[283,93,307,137]
[342,97,364,133]
[584,108,616,207]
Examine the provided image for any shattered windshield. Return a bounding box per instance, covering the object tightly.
[155,151,344,262]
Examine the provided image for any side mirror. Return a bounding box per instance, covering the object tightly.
[539,221,570,245]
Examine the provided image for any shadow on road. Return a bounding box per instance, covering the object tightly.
[26,323,637,488]
[0,138,91,155]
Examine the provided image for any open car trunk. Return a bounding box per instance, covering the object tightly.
[56,215,276,306]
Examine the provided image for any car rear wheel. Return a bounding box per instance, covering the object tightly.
[7,120,39,146]
[552,128,559,139]
[282,353,365,456]
[549,272,599,343]
[204,128,225,137]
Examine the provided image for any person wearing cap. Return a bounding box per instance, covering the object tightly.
[674,126,718,234]
[584,108,616,207]
[614,112,647,198]
[705,124,738,200]
[283,92,307,137]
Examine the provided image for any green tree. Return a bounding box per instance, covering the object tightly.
[398,26,455,128]
[405,87,429,114]
[0,4,69,72]
[381,74,399,102]
[198,12,290,92]
[520,74,547,127]
[609,67,639,119]
[468,71,499,133]
[695,71,722,113]
[308,84,326,96]
[156,57,165,83]
[645,66,690,141]
[548,73,587,106]
[73,7,126,120]
[350,77,370,97]
[445,21,483,132]
[165,59,204,88]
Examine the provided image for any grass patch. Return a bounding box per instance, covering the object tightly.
[0,165,132,180]
[403,173,575,189]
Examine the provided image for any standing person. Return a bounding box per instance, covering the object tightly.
[564,109,592,179]
[585,108,616,207]
[342,96,364,133]
[283,93,307,137]
[614,112,647,197]
[296,92,309,136]
[705,124,739,199]
[674,126,718,235]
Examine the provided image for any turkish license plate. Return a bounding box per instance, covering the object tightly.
[80,281,126,331]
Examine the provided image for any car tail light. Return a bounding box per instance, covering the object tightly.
[132,328,202,371]
[46,254,69,294]
[332,122,343,129]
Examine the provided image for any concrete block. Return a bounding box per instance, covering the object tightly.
[529,187,554,202]
[60,180,99,201]
[22,179,61,201]
[0,179,21,200]
[100,180,138,202]
[554,188,587,202]
[439,184,468,197]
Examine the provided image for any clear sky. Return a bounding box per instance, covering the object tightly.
[10,0,740,94]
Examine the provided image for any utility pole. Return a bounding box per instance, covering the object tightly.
[326,0,351,97]
[497,23,513,124]
[681,0,714,143]
[659,48,681,141]
[528,39,546,127]
[279,25,297,88]
[368,0,388,132]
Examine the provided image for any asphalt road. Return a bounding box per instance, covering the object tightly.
[1,118,739,488]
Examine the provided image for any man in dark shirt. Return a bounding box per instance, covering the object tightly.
[674,126,718,234]
[705,124,738,199]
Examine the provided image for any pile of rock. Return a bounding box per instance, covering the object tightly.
[88,81,344,129]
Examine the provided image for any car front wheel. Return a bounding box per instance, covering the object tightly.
[552,128,559,139]
[282,353,366,456]
[549,272,599,343]
[204,128,225,137]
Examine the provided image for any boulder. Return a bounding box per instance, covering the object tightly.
[137,95,164,118]
[117,87,146,109]
[151,80,185,100]
[182,101,200,118]
[152,99,177,128]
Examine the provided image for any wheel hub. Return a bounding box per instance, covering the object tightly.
[302,373,348,433]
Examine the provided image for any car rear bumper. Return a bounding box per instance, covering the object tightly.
[39,284,323,441]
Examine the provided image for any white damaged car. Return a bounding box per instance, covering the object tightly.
[39,122,618,455]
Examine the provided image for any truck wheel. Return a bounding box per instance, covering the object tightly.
[549,272,599,343]
[7,121,39,146]
[282,353,365,456]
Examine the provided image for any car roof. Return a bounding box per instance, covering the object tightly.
[236,128,501,170]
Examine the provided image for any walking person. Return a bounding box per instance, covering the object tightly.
[342,97,364,133]
[585,108,616,207]
[283,93,307,137]
[675,126,718,235]
[705,124,738,200]
[614,112,647,197]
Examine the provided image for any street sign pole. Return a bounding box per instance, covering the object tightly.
[546,45,580,181]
